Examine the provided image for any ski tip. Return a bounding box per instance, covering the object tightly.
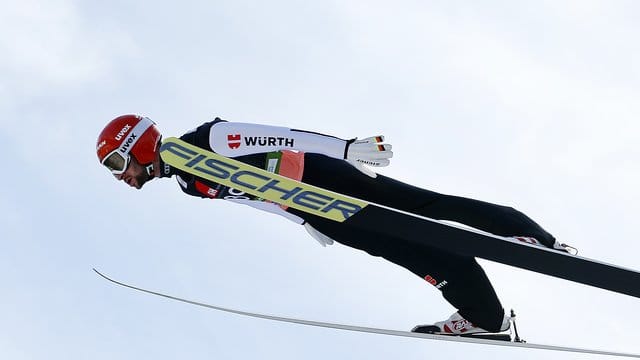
[93,268,115,283]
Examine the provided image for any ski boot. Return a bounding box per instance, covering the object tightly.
[411,310,521,342]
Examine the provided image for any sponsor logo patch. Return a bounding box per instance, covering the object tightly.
[424,275,448,289]
[227,134,241,149]
[451,319,473,332]
[424,275,438,286]
[244,136,294,148]
[195,181,220,198]
[226,134,295,149]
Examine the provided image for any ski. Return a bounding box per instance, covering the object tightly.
[159,137,640,299]
[94,269,640,358]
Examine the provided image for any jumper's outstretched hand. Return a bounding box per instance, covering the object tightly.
[345,136,393,178]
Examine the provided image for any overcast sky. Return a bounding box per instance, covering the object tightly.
[1,0,639,359]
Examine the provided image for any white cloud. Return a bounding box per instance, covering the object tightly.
[0,0,140,190]
[0,0,137,97]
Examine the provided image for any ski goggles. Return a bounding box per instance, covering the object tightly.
[102,150,131,175]
[101,117,155,175]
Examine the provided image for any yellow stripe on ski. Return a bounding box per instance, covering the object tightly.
[160,137,368,222]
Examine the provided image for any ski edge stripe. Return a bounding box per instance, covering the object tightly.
[93,269,640,359]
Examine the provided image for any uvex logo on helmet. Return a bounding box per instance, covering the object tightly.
[115,124,132,141]
[119,133,138,153]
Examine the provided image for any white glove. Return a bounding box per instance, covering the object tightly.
[344,136,393,178]
[304,222,335,247]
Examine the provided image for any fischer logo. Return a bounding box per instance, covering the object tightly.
[227,134,295,149]
[160,141,365,221]
[115,124,132,141]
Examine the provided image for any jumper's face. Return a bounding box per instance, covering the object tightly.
[113,155,149,189]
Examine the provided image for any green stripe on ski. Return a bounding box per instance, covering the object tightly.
[159,137,368,222]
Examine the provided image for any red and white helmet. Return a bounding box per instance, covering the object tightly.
[96,114,161,175]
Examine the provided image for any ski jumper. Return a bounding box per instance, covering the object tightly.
[160,118,557,332]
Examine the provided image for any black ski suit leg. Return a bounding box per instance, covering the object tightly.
[297,155,555,332]
[378,242,506,332]
[301,214,506,333]
[301,154,555,246]
[358,174,557,248]
[408,194,557,248]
